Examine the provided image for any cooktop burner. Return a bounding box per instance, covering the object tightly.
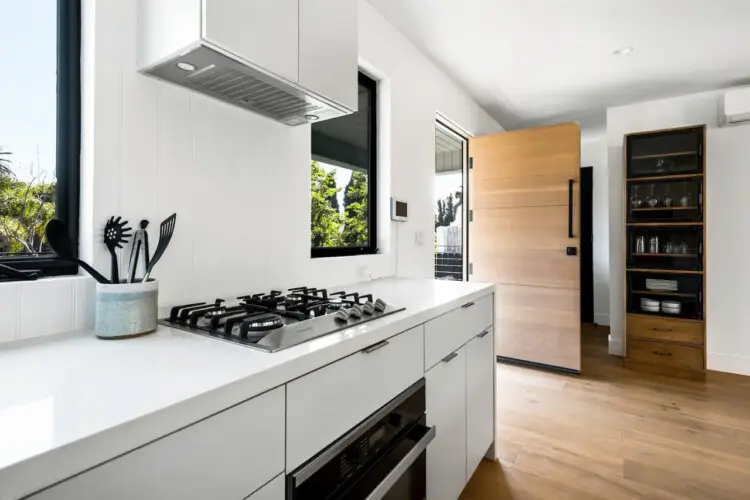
[160,286,405,352]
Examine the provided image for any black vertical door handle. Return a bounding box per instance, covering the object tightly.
[568,179,574,238]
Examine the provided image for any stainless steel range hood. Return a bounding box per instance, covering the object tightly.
[138,0,358,126]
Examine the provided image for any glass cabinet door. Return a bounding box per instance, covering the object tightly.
[627,177,702,223]
[627,271,703,320]
[627,226,702,271]
[626,127,703,178]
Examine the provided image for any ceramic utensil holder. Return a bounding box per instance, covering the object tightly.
[95,280,158,339]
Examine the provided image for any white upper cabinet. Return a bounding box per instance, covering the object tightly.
[203,0,299,82]
[299,0,359,111]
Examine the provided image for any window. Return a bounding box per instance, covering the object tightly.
[310,73,377,258]
[0,0,80,280]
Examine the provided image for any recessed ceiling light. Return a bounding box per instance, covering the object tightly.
[176,62,196,71]
[613,46,634,56]
[305,114,320,121]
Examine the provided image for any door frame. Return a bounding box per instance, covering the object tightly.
[435,115,471,280]
[580,166,594,323]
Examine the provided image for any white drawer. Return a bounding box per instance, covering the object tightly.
[29,388,285,500]
[286,326,424,471]
[424,294,493,369]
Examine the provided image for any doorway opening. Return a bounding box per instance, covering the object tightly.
[580,166,594,324]
[434,121,468,280]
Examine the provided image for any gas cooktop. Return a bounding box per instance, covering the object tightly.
[160,286,405,352]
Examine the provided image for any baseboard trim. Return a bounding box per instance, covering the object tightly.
[496,356,580,375]
[707,353,750,377]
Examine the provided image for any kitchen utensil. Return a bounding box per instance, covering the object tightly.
[635,236,646,254]
[103,216,132,284]
[46,219,110,284]
[127,220,150,283]
[0,263,38,281]
[143,213,176,281]
[649,236,660,254]
[95,279,158,339]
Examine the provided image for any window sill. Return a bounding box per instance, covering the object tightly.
[311,248,379,259]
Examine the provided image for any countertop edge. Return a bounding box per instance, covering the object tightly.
[1,282,495,500]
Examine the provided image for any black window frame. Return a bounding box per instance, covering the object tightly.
[311,72,378,259]
[1,0,81,279]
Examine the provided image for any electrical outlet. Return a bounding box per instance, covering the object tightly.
[415,231,425,246]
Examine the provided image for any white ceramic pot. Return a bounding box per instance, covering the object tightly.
[95,279,158,339]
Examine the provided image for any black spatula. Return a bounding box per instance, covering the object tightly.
[45,219,110,284]
[143,213,176,281]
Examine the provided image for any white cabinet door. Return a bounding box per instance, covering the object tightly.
[286,326,424,471]
[426,347,467,500]
[203,0,299,82]
[29,388,285,500]
[244,473,285,500]
[298,0,358,110]
[466,328,495,480]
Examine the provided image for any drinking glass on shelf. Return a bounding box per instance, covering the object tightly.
[678,242,689,254]
[649,236,660,254]
[663,241,674,254]
[635,236,645,254]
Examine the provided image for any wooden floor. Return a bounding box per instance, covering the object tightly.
[460,324,750,500]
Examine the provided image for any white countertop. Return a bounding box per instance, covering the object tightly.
[0,278,493,499]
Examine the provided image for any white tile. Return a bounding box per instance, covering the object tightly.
[19,279,75,339]
[0,282,20,343]
[74,277,97,330]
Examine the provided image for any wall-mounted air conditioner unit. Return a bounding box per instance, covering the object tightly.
[720,87,750,127]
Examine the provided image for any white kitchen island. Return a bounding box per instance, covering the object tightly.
[0,278,495,500]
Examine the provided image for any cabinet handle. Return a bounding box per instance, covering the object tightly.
[442,352,459,364]
[568,179,575,238]
[461,302,475,309]
[477,328,490,338]
[652,350,673,357]
[362,340,389,354]
[651,327,673,332]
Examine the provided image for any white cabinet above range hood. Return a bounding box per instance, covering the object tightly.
[138,0,358,126]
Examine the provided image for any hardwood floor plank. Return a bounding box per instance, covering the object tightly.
[463,324,750,500]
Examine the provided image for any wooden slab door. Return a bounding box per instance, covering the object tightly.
[469,122,581,372]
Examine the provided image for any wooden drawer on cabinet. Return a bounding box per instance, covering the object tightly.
[627,315,704,345]
[425,294,493,369]
[627,339,703,371]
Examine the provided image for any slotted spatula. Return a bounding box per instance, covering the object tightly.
[143,213,176,281]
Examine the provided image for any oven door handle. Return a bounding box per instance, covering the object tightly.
[364,425,437,500]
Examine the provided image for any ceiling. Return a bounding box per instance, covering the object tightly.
[366,0,750,132]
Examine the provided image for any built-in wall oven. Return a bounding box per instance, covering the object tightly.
[287,379,434,500]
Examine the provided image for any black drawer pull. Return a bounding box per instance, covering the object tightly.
[362,340,389,354]
[652,350,673,357]
[477,329,490,338]
[651,327,673,333]
[442,352,459,364]
[461,302,475,309]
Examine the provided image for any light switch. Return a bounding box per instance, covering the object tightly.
[415,231,425,246]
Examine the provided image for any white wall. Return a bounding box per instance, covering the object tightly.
[0,0,501,344]
[606,87,750,375]
[581,136,609,325]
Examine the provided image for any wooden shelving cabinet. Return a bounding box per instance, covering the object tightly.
[624,125,706,375]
